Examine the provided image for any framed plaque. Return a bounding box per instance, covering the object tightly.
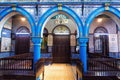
[109,34,118,52]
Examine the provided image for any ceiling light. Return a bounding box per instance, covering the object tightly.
[21,17,26,21]
[97,18,102,23]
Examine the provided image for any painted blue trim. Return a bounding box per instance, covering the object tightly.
[0,6,36,36]
[85,6,120,37]
[79,38,88,73]
[37,5,83,37]
[1,2,120,5]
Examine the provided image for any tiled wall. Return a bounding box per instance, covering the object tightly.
[0,52,14,58]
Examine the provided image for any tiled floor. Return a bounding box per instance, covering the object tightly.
[44,63,75,80]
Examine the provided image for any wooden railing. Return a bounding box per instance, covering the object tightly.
[76,59,83,80]
[88,53,111,58]
[35,58,45,80]
[0,53,33,70]
[7,53,33,59]
[0,58,33,70]
[88,58,120,71]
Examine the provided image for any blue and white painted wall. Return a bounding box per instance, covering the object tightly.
[0,3,120,73]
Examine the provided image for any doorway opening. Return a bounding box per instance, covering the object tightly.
[15,26,30,55]
[52,25,70,63]
[94,27,109,56]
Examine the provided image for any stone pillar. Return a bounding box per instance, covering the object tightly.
[78,38,88,73]
[32,37,42,69]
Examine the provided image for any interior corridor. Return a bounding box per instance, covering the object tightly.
[44,63,76,80]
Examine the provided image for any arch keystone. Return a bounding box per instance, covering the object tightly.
[58,4,62,10]
[12,4,17,11]
[105,3,110,10]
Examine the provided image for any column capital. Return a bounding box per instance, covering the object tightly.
[78,38,88,46]
[32,36,42,44]
[78,38,88,43]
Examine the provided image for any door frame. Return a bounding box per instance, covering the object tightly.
[15,26,30,54]
[52,25,71,63]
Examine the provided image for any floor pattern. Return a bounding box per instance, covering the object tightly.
[44,63,75,80]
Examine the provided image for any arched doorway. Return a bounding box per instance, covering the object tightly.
[0,6,34,57]
[0,15,31,56]
[88,13,118,57]
[94,27,109,56]
[15,26,30,54]
[86,6,120,58]
[52,25,70,63]
[36,5,86,71]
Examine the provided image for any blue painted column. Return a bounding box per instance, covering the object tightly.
[78,38,88,73]
[32,37,42,70]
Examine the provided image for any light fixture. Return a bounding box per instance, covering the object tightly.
[16,33,29,35]
[21,17,26,21]
[97,18,102,23]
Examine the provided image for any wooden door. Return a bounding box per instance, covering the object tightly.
[15,34,30,55]
[101,35,109,56]
[53,35,70,63]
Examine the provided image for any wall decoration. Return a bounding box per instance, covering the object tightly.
[1,18,12,52]
[53,25,69,35]
[1,37,11,52]
[70,35,76,46]
[89,34,94,53]
[2,28,11,38]
[4,19,12,30]
[0,0,37,2]
[47,34,53,46]
[109,34,118,52]
[118,31,120,52]
[0,18,12,38]
[52,14,69,24]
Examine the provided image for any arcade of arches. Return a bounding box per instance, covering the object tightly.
[0,4,120,80]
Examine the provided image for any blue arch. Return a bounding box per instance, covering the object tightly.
[37,5,83,37]
[85,6,120,37]
[0,6,36,36]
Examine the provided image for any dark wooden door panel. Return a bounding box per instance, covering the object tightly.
[53,35,70,63]
[15,34,30,55]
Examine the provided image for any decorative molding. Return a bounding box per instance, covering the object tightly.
[47,34,53,46]
[70,35,76,46]
[12,4,17,11]
[105,3,110,10]
[78,23,80,27]
[39,23,42,27]
[32,36,42,44]
[7,9,11,13]
[85,34,88,38]
[44,15,47,19]
[58,4,62,10]
[31,23,34,26]
[78,38,88,46]
[52,9,56,12]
